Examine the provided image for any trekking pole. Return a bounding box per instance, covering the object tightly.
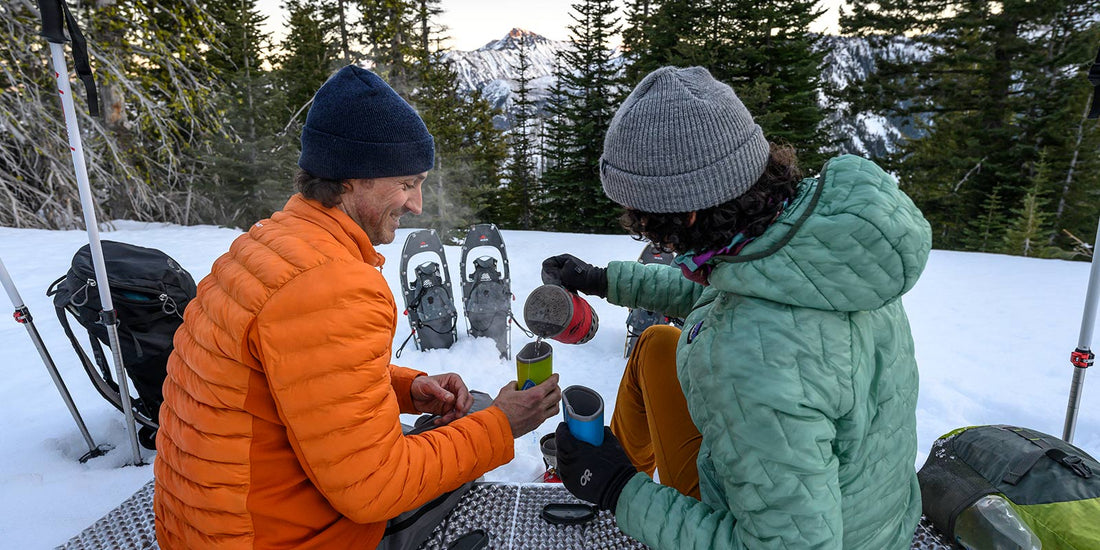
[0,256,109,462]
[37,0,144,465]
[1062,46,1100,443]
[1064,220,1100,443]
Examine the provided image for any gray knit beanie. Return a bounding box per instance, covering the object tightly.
[600,66,770,213]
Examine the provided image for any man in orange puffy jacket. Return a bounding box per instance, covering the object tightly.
[154,65,562,550]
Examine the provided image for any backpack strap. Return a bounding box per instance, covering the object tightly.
[45,275,67,297]
[1002,434,1049,485]
[54,302,118,390]
[1001,426,1093,484]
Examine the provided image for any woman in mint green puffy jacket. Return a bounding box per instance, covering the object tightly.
[546,66,932,549]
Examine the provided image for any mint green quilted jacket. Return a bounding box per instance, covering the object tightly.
[606,155,931,549]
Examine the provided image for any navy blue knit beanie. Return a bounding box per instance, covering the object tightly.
[298,65,435,180]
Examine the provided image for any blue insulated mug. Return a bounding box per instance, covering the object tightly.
[562,385,604,446]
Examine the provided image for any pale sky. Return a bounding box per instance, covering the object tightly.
[257,0,844,52]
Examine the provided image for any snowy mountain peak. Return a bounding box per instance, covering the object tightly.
[445,29,569,117]
[482,28,550,51]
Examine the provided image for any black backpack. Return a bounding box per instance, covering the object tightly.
[47,241,196,449]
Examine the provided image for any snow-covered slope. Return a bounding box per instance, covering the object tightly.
[2,221,1098,547]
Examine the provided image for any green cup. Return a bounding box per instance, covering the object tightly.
[516,340,553,390]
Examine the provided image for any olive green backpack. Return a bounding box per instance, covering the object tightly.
[918,425,1100,549]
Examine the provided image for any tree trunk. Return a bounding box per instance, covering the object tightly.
[338,0,350,64]
[1054,93,1092,224]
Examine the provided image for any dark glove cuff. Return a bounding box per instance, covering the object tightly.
[587,267,608,299]
[599,467,637,513]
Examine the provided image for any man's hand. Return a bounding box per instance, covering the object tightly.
[410,373,474,426]
[492,374,562,438]
[541,254,608,298]
[555,423,637,513]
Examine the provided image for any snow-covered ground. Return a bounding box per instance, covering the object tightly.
[1,221,1097,548]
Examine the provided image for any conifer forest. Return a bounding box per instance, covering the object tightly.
[3,0,1099,257]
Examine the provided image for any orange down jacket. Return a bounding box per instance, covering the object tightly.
[154,194,514,549]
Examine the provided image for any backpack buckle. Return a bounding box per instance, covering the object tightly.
[1047,449,1093,478]
[1062,455,1093,478]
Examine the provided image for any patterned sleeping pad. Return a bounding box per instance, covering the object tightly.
[58,481,955,549]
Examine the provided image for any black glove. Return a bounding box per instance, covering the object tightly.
[555,423,637,513]
[541,254,608,298]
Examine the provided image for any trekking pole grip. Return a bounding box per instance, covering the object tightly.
[37,0,66,43]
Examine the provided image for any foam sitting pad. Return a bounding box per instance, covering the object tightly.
[59,481,955,550]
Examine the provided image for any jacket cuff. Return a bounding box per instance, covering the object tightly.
[456,406,515,469]
[605,261,628,306]
[613,472,651,525]
[389,365,427,414]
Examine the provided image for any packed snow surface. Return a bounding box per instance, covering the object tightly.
[1,221,1097,548]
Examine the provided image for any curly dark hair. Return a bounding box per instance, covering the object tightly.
[294,169,346,208]
[619,143,804,254]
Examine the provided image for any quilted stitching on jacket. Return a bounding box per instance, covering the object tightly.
[606,155,931,549]
[154,195,514,550]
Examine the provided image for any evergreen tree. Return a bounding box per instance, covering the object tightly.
[204,0,298,226]
[1002,185,1056,258]
[1002,152,1075,259]
[407,5,507,235]
[88,0,227,224]
[621,0,704,83]
[622,0,829,169]
[961,187,1007,253]
[717,0,827,167]
[334,0,355,64]
[1024,11,1100,254]
[620,0,657,82]
[412,0,443,63]
[540,0,623,233]
[0,0,234,227]
[493,41,539,229]
[278,0,339,120]
[842,0,1100,253]
[357,0,419,95]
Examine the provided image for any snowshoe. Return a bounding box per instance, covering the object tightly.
[624,243,684,358]
[398,230,458,353]
[460,224,514,358]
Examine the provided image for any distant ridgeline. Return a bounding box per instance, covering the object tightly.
[6,0,1097,256]
[446,29,918,160]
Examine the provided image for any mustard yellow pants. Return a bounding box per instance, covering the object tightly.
[610,324,702,499]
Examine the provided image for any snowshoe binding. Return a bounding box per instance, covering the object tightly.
[624,242,684,358]
[398,230,458,354]
[460,224,515,358]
